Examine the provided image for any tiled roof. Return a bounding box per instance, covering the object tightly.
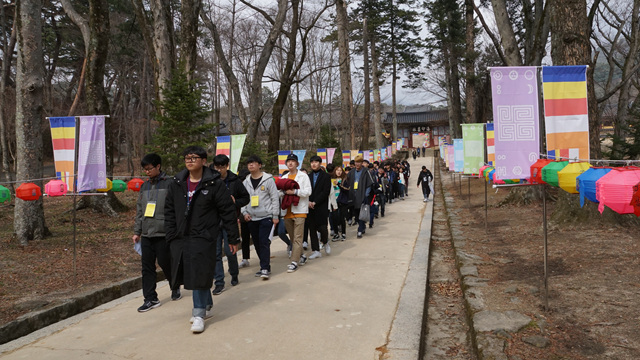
[383,109,449,124]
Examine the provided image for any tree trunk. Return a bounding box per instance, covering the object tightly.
[0,3,16,183]
[150,0,175,104]
[371,36,384,149]
[361,18,371,150]
[180,0,201,79]
[14,0,48,245]
[465,0,476,124]
[246,0,288,141]
[336,0,354,149]
[490,0,523,66]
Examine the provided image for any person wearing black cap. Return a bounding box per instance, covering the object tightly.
[307,155,332,258]
[281,153,312,272]
[240,155,280,280]
[417,165,434,202]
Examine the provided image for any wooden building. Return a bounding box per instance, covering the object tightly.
[383,105,449,148]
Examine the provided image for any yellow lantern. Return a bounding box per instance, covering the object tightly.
[558,162,591,193]
[97,178,113,192]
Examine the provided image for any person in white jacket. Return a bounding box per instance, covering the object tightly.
[241,155,280,280]
[280,153,312,273]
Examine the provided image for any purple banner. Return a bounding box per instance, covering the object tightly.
[77,115,107,192]
[490,67,540,180]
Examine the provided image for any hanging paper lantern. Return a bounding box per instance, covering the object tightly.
[127,178,145,192]
[97,178,113,192]
[492,172,505,185]
[596,167,640,214]
[503,179,521,184]
[44,179,68,197]
[16,183,42,201]
[488,169,496,183]
[541,161,569,187]
[530,159,553,184]
[0,185,10,203]
[478,165,491,179]
[483,166,494,181]
[112,179,127,192]
[631,182,640,217]
[557,162,591,194]
[577,167,612,207]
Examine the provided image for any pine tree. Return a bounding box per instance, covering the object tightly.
[148,64,214,173]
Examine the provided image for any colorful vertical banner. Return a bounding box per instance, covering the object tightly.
[380,149,386,161]
[49,117,76,191]
[462,124,485,175]
[454,139,464,173]
[292,150,306,170]
[490,67,540,180]
[278,150,290,175]
[342,150,351,165]
[215,136,231,156]
[229,134,247,173]
[392,142,397,154]
[350,150,359,161]
[317,148,327,168]
[386,146,392,158]
[363,150,370,163]
[542,65,590,161]
[326,148,337,165]
[77,116,106,192]
[486,123,495,166]
[448,144,455,171]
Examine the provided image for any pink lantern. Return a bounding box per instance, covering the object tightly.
[492,172,506,185]
[45,179,68,197]
[596,167,640,214]
[478,165,491,179]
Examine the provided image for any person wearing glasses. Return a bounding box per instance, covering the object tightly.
[133,153,181,312]
[165,146,240,333]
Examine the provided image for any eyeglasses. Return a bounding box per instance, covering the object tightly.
[184,156,202,163]
[142,166,157,172]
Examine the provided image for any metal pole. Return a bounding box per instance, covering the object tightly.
[542,183,548,310]
[458,174,462,196]
[467,177,471,206]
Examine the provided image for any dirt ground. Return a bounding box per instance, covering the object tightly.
[0,188,141,327]
[439,161,640,359]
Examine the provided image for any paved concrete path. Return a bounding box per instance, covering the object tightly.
[0,157,434,360]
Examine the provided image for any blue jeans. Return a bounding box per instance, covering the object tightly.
[215,229,239,287]
[277,218,291,246]
[192,289,213,317]
[353,207,366,233]
[248,218,273,272]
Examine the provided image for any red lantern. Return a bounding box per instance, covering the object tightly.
[530,159,553,184]
[127,178,145,192]
[45,179,68,197]
[596,167,640,215]
[16,183,42,201]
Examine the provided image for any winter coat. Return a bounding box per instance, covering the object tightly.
[241,172,280,221]
[212,168,250,217]
[417,169,434,189]
[308,169,331,218]
[278,170,312,216]
[276,178,300,210]
[336,177,351,205]
[133,172,171,238]
[164,167,240,290]
[347,167,374,207]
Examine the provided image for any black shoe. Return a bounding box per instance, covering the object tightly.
[171,288,182,301]
[357,232,363,239]
[212,285,226,295]
[137,300,161,312]
[231,276,239,286]
[369,224,373,229]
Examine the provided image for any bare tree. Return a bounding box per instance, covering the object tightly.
[180,0,202,78]
[336,0,354,148]
[0,1,16,183]
[14,0,47,245]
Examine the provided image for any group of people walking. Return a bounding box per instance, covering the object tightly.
[132,146,433,334]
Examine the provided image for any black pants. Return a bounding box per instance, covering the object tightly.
[308,209,329,251]
[422,184,431,198]
[141,236,172,302]
[240,221,251,260]
[332,205,347,234]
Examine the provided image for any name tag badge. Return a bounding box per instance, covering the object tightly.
[251,195,260,207]
[144,202,156,217]
[354,181,358,190]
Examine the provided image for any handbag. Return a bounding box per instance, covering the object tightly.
[359,202,370,222]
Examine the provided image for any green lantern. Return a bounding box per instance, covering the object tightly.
[0,185,10,203]
[541,161,569,187]
[112,179,127,192]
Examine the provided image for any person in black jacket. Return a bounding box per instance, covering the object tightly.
[417,165,434,202]
[211,154,250,295]
[165,146,240,333]
[133,153,180,313]
[307,155,332,258]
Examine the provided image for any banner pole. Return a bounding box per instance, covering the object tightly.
[468,177,471,206]
[72,116,79,281]
[542,183,549,311]
[484,178,488,232]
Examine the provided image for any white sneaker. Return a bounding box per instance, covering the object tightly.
[325,242,331,255]
[423,198,428,202]
[303,241,308,250]
[190,316,205,333]
[309,250,322,259]
[239,259,250,268]
[319,242,324,250]
[190,309,213,323]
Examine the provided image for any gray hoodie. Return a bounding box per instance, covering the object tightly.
[241,172,280,221]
